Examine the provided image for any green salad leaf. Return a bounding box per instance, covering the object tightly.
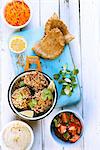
[28,99,37,110]
[41,88,53,101]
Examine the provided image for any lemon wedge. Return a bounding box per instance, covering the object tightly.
[9,36,27,53]
[48,80,55,92]
[20,110,34,118]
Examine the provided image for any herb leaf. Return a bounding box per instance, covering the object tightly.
[53,74,60,80]
[53,65,79,96]
[19,81,25,87]
[28,99,37,110]
[73,68,79,75]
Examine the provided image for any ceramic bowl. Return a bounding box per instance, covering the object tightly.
[0,120,34,150]
[2,0,32,29]
[50,109,84,145]
[8,70,58,121]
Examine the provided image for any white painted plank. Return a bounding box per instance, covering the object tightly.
[80,0,100,150]
[40,0,63,150]
[59,0,70,25]
[60,0,83,149]
[25,0,40,30]
[67,0,83,127]
[26,1,43,150]
[40,0,59,26]
[1,0,42,150]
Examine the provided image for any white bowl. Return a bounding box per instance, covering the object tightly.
[0,120,34,150]
[8,70,57,121]
[2,0,33,29]
[50,109,84,146]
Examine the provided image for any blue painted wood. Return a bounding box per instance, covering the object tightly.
[9,27,81,107]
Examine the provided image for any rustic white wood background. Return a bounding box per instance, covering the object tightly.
[0,0,100,150]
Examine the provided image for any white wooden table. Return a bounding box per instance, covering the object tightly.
[0,0,100,150]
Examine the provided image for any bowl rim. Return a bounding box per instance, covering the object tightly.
[1,0,33,29]
[0,120,34,150]
[50,109,84,145]
[9,36,27,54]
[8,70,58,121]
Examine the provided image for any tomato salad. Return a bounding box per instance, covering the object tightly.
[51,112,82,143]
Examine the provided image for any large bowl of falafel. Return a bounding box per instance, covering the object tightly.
[8,70,57,121]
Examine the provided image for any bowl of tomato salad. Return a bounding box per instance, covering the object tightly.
[50,110,84,145]
[2,0,32,29]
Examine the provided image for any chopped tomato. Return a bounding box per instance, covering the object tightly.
[68,122,77,128]
[58,125,67,134]
[74,118,81,125]
[69,134,80,143]
[62,113,69,123]
[70,114,74,122]
[68,126,77,136]
[77,126,81,134]
[53,112,82,143]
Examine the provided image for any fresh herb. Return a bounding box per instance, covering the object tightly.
[53,74,60,80]
[41,88,53,101]
[73,68,79,75]
[53,119,58,127]
[61,88,66,95]
[28,99,37,110]
[19,81,25,87]
[63,132,70,140]
[58,79,65,84]
[53,64,79,96]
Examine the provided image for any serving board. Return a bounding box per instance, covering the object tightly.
[9,27,81,107]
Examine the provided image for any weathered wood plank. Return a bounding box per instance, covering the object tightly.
[80,0,100,150]
[1,0,42,150]
[60,0,83,150]
[40,0,63,150]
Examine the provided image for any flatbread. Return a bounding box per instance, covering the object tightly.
[32,28,65,59]
[45,13,74,44]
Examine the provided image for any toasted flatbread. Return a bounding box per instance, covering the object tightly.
[45,13,74,44]
[32,28,65,59]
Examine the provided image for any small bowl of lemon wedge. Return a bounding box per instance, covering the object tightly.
[9,36,27,54]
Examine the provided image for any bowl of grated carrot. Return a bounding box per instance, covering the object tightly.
[2,0,32,29]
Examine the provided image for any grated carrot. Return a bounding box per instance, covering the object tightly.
[4,0,30,26]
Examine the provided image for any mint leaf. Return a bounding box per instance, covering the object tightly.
[61,88,66,95]
[53,74,60,80]
[70,76,76,83]
[73,68,79,75]
[72,83,77,89]
[58,79,65,84]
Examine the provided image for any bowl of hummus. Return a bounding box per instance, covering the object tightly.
[0,120,34,150]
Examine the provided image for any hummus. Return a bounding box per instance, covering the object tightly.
[2,121,32,150]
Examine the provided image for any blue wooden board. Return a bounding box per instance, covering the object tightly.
[9,27,81,108]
